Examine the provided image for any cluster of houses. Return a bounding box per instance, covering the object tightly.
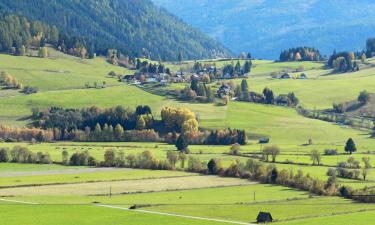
[279,72,307,79]
[121,72,170,86]
[121,65,217,86]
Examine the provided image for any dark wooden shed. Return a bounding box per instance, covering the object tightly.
[256,212,273,223]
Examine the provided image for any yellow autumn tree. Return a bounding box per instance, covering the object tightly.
[294,52,302,61]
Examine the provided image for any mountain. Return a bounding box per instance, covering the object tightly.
[152,0,375,59]
[0,0,231,60]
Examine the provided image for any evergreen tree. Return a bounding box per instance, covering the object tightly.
[263,87,275,104]
[175,135,188,152]
[197,83,207,97]
[345,138,357,154]
[190,79,198,92]
[207,159,217,174]
[234,61,242,74]
[243,60,252,74]
[240,79,249,100]
[234,85,242,99]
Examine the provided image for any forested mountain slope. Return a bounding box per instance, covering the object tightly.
[153,0,375,59]
[0,0,231,60]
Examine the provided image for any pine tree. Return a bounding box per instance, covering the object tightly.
[243,60,252,74]
[345,138,357,154]
[234,61,241,74]
[175,135,188,152]
[241,79,249,100]
[190,79,198,92]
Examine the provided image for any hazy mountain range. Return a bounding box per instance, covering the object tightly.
[153,0,375,59]
[0,0,231,60]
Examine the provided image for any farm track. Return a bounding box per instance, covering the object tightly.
[0,167,126,177]
[96,204,255,225]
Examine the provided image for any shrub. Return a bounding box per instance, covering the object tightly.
[229,143,241,155]
[324,149,338,155]
[0,148,9,162]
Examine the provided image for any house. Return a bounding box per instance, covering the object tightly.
[256,212,273,223]
[130,80,141,85]
[223,73,232,79]
[280,73,291,79]
[122,75,135,82]
[160,79,168,86]
[299,73,307,79]
[275,94,289,106]
[217,84,231,98]
[145,77,157,83]
[259,137,270,144]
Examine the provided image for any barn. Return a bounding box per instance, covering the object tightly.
[256,212,273,223]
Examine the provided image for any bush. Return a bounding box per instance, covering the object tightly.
[0,148,9,162]
[229,143,241,155]
[324,149,338,155]
[22,86,39,95]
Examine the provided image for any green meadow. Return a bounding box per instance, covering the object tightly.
[0,51,375,225]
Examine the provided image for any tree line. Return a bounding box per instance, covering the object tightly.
[279,47,321,62]
[232,79,299,107]
[0,13,90,58]
[22,105,248,146]
[0,0,231,60]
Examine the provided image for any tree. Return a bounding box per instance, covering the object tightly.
[178,52,183,62]
[345,138,357,154]
[223,96,229,105]
[136,116,146,130]
[234,85,242,99]
[62,150,69,165]
[362,157,372,169]
[229,143,241,155]
[262,145,280,162]
[104,149,116,166]
[190,79,198,92]
[358,90,370,104]
[240,79,249,100]
[294,52,302,61]
[178,152,187,168]
[175,135,188,152]
[362,167,369,181]
[263,87,274,104]
[207,159,217,174]
[166,150,178,168]
[38,47,48,58]
[243,60,252,74]
[181,118,199,134]
[114,124,124,141]
[361,53,367,63]
[234,61,241,74]
[0,148,9,162]
[310,149,321,165]
[270,145,280,162]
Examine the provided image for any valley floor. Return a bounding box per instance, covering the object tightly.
[0,163,374,225]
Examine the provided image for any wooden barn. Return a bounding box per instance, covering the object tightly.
[256,212,273,223]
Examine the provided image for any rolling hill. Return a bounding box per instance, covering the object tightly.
[0,0,231,60]
[153,0,375,59]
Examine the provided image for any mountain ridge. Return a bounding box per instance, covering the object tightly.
[153,0,375,59]
[0,0,232,60]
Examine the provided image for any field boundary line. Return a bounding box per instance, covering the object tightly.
[96,204,254,225]
[0,198,38,205]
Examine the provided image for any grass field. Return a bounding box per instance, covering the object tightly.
[1,167,375,225]
[1,52,375,225]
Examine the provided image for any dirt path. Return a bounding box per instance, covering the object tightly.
[0,167,128,177]
[97,204,254,225]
